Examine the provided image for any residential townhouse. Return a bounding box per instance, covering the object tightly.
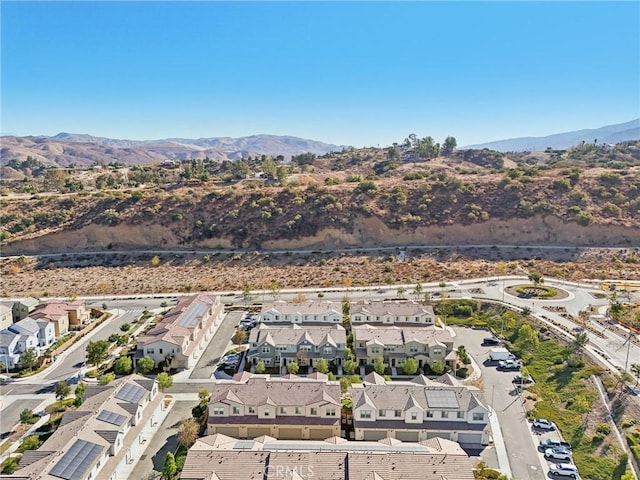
[0,305,13,330]
[135,294,224,370]
[259,301,343,324]
[350,300,436,325]
[11,297,40,321]
[352,324,455,370]
[31,302,70,337]
[207,372,342,440]
[181,433,475,480]
[0,331,22,369]
[9,317,55,349]
[247,323,346,370]
[351,372,490,448]
[10,375,160,480]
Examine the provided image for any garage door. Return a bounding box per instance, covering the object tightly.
[363,430,387,441]
[396,431,419,442]
[309,429,331,440]
[247,427,272,438]
[214,427,240,437]
[427,431,451,440]
[278,428,303,440]
[457,433,483,446]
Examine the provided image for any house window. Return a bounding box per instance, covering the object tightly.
[411,412,418,420]
[248,406,256,414]
[371,347,380,354]
[441,411,449,418]
[212,407,224,415]
[473,413,485,421]
[280,407,287,414]
[394,410,402,418]
[159,348,163,354]
[147,349,154,354]
[379,410,386,417]
[310,408,318,415]
[355,316,361,322]
[261,346,270,353]
[295,407,302,414]
[275,316,279,321]
[264,410,270,417]
[457,411,464,419]
[323,347,332,354]
[232,407,240,415]
[360,410,372,419]
[409,347,418,353]
[326,408,336,417]
[433,349,442,355]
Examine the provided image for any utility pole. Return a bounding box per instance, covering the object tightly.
[624,332,634,373]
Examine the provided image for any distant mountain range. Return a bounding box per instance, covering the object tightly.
[0,133,345,167]
[463,119,640,152]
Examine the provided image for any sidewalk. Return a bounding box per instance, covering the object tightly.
[488,408,513,479]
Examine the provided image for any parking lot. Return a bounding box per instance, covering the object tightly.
[453,326,558,480]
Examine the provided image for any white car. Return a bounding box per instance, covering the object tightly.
[532,418,557,430]
[549,463,579,478]
[545,447,572,461]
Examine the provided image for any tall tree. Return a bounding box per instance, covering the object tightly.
[86,340,110,367]
[571,331,589,353]
[162,452,177,480]
[136,356,155,374]
[178,418,199,448]
[156,372,173,392]
[114,356,133,375]
[55,381,71,401]
[316,358,330,374]
[441,136,457,156]
[20,348,38,370]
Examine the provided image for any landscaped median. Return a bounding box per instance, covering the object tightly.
[436,300,636,480]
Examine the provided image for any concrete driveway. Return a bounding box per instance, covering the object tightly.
[453,326,549,480]
[189,311,245,379]
[129,401,195,480]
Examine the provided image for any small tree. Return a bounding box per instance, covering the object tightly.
[232,329,247,345]
[137,356,155,374]
[120,323,131,332]
[20,347,38,371]
[162,451,177,480]
[20,409,36,424]
[255,360,266,374]
[413,282,423,301]
[571,331,589,353]
[441,136,457,156]
[343,359,358,375]
[99,373,115,385]
[198,388,210,405]
[55,381,71,401]
[114,356,133,375]
[527,272,543,286]
[242,284,253,302]
[86,340,110,367]
[287,361,300,375]
[316,358,329,374]
[373,357,385,375]
[269,282,281,300]
[151,255,161,267]
[157,372,173,392]
[178,418,199,448]
[430,360,446,375]
[402,357,418,375]
[74,382,86,406]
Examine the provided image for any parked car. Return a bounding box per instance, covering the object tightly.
[512,375,534,384]
[482,337,501,346]
[532,418,557,430]
[498,359,523,370]
[0,375,14,385]
[545,447,573,461]
[626,384,640,396]
[549,463,579,478]
[539,439,572,451]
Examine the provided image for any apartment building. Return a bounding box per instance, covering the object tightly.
[351,372,490,448]
[10,375,160,480]
[352,324,455,370]
[181,433,475,480]
[259,301,343,324]
[136,294,224,370]
[247,323,346,370]
[350,300,436,325]
[207,372,341,440]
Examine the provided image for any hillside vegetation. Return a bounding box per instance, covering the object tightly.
[1,140,640,254]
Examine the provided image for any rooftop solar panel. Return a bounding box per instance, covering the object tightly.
[425,390,459,409]
[97,409,127,426]
[115,383,146,404]
[49,439,103,480]
[177,303,207,328]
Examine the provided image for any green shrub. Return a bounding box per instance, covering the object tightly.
[596,423,611,435]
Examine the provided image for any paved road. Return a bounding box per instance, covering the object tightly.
[0,398,44,437]
[189,311,244,379]
[453,326,548,480]
[43,309,144,383]
[130,401,195,480]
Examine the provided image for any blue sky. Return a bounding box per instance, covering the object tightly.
[2,1,639,147]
